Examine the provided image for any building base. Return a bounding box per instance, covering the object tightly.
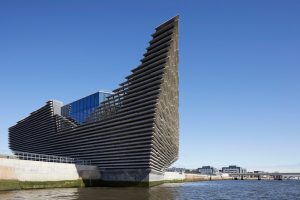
[95,169,165,187]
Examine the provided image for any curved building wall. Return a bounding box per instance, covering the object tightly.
[9,16,179,175]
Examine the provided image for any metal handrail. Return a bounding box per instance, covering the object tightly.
[0,151,91,165]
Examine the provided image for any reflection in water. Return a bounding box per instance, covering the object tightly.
[1,181,300,200]
[0,188,79,200]
[0,185,178,200]
[76,185,177,200]
[77,187,150,200]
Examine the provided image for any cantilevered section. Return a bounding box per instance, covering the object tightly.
[9,16,179,183]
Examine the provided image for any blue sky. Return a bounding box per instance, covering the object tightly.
[1,0,299,171]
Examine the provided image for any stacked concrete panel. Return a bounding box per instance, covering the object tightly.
[9,16,179,183]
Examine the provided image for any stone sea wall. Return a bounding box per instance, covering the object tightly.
[0,158,100,182]
[164,171,185,181]
[0,157,101,190]
[0,158,231,190]
[184,173,232,181]
[163,172,232,182]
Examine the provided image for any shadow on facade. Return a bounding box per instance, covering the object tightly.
[75,165,158,187]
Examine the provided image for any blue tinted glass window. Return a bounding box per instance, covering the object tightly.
[81,99,84,111]
[79,100,82,111]
[87,96,91,108]
[73,102,77,113]
[63,91,111,124]
[72,102,76,112]
[83,98,86,110]
[94,95,97,106]
[95,93,99,106]
[81,112,84,123]
[85,97,89,109]
[99,93,103,102]
[89,96,93,108]
[76,102,79,112]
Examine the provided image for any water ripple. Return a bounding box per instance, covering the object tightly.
[0,180,299,200]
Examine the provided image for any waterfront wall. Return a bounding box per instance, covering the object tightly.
[0,158,100,181]
[0,158,231,190]
[163,172,232,182]
[184,173,232,181]
[164,172,185,181]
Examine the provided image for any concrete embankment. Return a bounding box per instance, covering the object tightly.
[0,158,231,190]
[164,172,232,183]
[184,173,232,182]
[0,158,100,190]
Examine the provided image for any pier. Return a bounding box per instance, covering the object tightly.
[229,173,300,180]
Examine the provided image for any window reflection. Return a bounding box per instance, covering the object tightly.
[61,91,112,124]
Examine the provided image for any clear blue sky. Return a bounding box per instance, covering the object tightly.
[1,0,299,171]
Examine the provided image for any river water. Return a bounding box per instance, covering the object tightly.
[1,180,300,200]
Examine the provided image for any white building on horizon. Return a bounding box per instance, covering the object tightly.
[197,166,218,175]
[222,165,247,174]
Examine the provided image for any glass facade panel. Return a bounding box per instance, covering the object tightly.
[61,91,112,124]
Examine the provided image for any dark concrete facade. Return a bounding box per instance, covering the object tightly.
[9,16,179,183]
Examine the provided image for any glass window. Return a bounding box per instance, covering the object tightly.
[94,94,98,106]
[83,98,87,110]
[87,96,91,109]
[72,101,78,113]
[99,93,104,102]
[79,100,83,111]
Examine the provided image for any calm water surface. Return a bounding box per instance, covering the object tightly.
[1,180,300,200]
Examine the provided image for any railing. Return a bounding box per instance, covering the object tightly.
[0,151,91,166]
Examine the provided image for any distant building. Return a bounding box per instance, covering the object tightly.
[197,166,218,175]
[222,165,246,174]
[167,167,186,173]
[253,171,264,174]
[251,171,266,178]
[185,169,198,174]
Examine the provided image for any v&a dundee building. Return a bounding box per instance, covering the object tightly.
[9,16,179,184]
